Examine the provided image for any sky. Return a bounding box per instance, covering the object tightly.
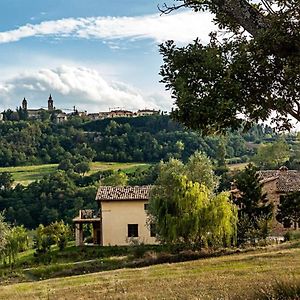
[0,0,217,113]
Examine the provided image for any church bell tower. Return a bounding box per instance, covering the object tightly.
[22,97,27,110]
[48,94,54,110]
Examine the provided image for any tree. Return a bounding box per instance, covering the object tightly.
[149,155,237,247]
[252,139,290,169]
[5,226,28,267]
[185,151,218,190]
[277,192,300,230]
[100,171,128,186]
[159,0,300,133]
[0,172,14,190]
[74,161,90,175]
[0,213,9,261]
[233,164,273,243]
[34,221,71,255]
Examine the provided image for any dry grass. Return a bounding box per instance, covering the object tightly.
[0,246,299,299]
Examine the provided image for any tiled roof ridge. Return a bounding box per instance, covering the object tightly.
[258,169,300,193]
[96,185,153,201]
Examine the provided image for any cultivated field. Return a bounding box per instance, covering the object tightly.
[0,162,149,185]
[1,244,299,299]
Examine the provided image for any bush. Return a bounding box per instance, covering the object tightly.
[284,230,300,241]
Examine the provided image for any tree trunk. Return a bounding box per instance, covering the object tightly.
[211,0,269,36]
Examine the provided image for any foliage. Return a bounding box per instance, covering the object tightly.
[149,154,237,247]
[284,230,300,241]
[74,161,90,175]
[0,213,9,260]
[252,139,290,169]
[100,171,128,186]
[277,192,300,229]
[0,172,14,190]
[0,170,97,229]
[0,116,279,168]
[186,151,219,190]
[4,226,29,267]
[233,164,273,244]
[34,221,71,256]
[159,0,300,133]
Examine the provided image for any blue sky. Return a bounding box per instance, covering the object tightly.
[0,0,216,113]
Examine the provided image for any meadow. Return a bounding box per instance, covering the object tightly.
[0,242,299,299]
[0,162,149,186]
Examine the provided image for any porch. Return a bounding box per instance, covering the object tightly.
[73,209,102,246]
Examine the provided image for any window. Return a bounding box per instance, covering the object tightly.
[150,223,156,237]
[144,203,149,210]
[128,224,138,237]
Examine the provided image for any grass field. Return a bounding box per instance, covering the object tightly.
[0,162,149,186]
[1,244,299,299]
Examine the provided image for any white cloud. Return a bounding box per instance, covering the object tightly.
[0,65,166,112]
[0,11,215,45]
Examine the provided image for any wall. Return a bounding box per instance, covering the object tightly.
[262,179,288,235]
[101,200,158,246]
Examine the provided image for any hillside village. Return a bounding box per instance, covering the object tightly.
[0,94,161,123]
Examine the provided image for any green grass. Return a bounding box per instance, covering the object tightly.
[0,244,299,299]
[0,162,150,186]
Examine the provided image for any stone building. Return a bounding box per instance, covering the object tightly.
[108,110,133,118]
[21,94,55,119]
[73,185,157,246]
[258,166,300,233]
[232,166,300,235]
[135,109,160,117]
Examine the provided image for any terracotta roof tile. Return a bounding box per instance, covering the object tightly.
[258,169,300,193]
[96,185,153,201]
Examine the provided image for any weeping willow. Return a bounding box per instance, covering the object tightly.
[149,173,237,247]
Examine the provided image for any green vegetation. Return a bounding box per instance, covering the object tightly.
[0,115,289,169]
[277,192,300,230]
[233,164,273,244]
[149,152,237,246]
[0,162,148,186]
[253,139,290,170]
[0,242,299,299]
[159,1,299,133]
[0,164,58,186]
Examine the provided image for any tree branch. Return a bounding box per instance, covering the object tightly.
[163,0,270,37]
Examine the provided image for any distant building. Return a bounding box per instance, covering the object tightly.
[109,110,133,118]
[73,185,157,246]
[48,94,54,110]
[135,109,160,117]
[22,97,27,110]
[87,112,110,121]
[55,112,68,124]
[0,113,3,121]
[21,94,55,120]
[87,113,101,120]
[231,166,300,235]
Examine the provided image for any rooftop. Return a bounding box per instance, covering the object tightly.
[258,168,300,193]
[96,185,153,201]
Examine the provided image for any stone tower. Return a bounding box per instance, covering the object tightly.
[48,94,54,110]
[22,97,27,110]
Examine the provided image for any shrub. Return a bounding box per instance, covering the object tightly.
[284,230,300,241]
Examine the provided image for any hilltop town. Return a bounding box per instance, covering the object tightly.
[0,94,161,123]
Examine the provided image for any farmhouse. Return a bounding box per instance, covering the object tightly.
[258,166,300,233]
[73,185,157,246]
[232,166,300,234]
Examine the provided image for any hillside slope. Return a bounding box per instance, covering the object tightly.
[1,244,299,299]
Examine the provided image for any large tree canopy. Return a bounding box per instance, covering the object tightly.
[160,0,300,133]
